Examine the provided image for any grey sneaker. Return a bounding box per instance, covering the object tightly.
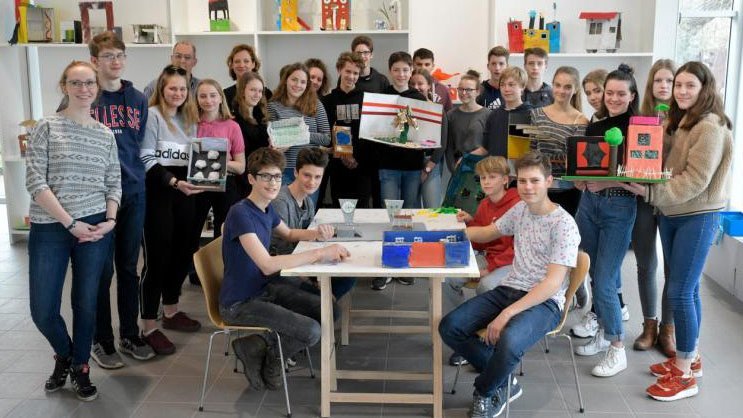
[371,277,392,290]
[470,390,497,418]
[119,336,156,361]
[396,277,415,285]
[90,341,124,369]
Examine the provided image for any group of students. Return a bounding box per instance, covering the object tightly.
[24,28,732,417]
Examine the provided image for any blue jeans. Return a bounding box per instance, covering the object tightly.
[658,212,719,360]
[631,198,673,324]
[379,169,421,209]
[421,162,443,208]
[439,286,560,397]
[96,192,145,342]
[283,167,320,208]
[576,192,636,342]
[29,213,112,366]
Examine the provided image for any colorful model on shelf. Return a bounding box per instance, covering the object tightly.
[208,0,230,31]
[276,0,311,31]
[79,1,114,43]
[18,4,55,43]
[507,6,560,53]
[579,11,622,53]
[321,0,350,31]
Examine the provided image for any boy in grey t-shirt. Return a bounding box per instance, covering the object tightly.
[269,147,356,300]
[440,151,580,418]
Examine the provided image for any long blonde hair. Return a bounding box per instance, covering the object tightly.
[640,59,677,116]
[196,79,232,120]
[149,65,199,134]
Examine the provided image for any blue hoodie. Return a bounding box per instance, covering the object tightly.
[90,80,148,195]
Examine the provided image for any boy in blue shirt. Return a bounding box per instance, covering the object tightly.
[220,147,350,391]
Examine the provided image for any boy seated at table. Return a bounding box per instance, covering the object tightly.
[439,151,580,417]
[443,156,520,367]
[270,147,356,300]
[220,147,350,391]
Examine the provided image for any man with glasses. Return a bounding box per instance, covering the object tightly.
[220,147,350,391]
[351,35,390,94]
[86,31,155,369]
[143,41,200,100]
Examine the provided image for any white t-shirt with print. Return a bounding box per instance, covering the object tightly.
[495,201,580,309]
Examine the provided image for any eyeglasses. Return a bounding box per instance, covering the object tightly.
[457,88,478,94]
[356,50,372,56]
[66,80,98,90]
[172,53,194,61]
[98,53,127,62]
[254,172,283,183]
[163,65,188,76]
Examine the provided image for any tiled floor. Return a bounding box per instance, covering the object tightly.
[2,203,743,417]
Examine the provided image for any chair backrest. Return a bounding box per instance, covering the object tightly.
[549,250,590,336]
[193,237,226,328]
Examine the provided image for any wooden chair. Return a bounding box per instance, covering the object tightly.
[193,237,312,417]
[448,251,590,416]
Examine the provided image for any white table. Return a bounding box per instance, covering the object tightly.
[282,209,479,418]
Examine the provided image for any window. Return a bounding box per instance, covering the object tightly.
[589,22,603,35]
[675,0,735,97]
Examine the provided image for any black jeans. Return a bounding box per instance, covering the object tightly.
[220,279,337,358]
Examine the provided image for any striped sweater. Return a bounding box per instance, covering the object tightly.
[267,100,330,169]
[26,115,122,223]
[530,107,587,175]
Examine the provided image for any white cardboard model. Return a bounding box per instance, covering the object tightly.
[359,93,443,149]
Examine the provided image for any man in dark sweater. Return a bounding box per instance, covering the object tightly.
[476,46,509,110]
[370,51,427,291]
[351,35,390,94]
[483,67,533,158]
[87,32,155,368]
[321,52,372,208]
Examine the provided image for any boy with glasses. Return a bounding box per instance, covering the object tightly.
[351,35,390,93]
[144,41,200,99]
[86,31,155,368]
[220,147,350,391]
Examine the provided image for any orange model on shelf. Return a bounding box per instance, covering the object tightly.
[321,0,350,30]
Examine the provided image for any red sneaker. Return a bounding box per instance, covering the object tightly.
[162,311,201,332]
[647,373,698,401]
[649,356,702,377]
[142,329,176,355]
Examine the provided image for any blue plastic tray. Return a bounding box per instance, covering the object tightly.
[381,230,471,268]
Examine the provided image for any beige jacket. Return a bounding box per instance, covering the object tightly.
[648,113,733,216]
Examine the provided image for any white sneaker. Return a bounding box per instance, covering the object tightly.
[571,311,599,338]
[621,305,629,322]
[591,345,627,377]
[575,328,610,356]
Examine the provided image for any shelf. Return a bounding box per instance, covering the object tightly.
[256,30,409,36]
[508,52,654,58]
[174,31,255,37]
[20,43,173,49]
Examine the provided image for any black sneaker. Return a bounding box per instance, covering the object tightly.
[232,335,267,391]
[44,355,71,392]
[119,335,156,361]
[396,277,415,285]
[371,277,392,290]
[70,364,98,401]
[449,352,469,366]
[262,344,284,391]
